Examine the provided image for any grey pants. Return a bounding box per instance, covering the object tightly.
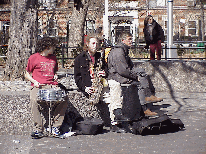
[131,67,154,106]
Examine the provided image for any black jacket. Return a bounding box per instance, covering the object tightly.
[143,20,164,48]
[74,51,102,94]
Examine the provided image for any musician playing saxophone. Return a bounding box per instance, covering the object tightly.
[74,34,106,98]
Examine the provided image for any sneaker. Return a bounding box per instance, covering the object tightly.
[31,131,44,139]
[145,95,163,103]
[51,127,60,137]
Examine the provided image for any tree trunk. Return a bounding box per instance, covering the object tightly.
[3,0,37,81]
[68,0,90,57]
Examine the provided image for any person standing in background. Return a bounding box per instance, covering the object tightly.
[143,15,165,60]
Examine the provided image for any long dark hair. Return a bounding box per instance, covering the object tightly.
[144,15,154,27]
[35,37,58,53]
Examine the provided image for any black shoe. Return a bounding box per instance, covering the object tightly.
[113,109,129,121]
[110,125,127,133]
[31,131,44,139]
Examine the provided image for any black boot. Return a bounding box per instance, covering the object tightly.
[113,108,129,121]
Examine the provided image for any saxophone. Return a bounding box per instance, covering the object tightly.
[89,55,104,105]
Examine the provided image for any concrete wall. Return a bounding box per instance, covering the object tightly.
[134,61,206,93]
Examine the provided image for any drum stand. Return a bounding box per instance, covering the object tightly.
[48,101,52,136]
[47,100,56,137]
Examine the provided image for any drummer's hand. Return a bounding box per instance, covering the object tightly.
[98,71,106,77]
[85,87,94,95]
[34,81,41,88]
[34,81,45,88]
[54,74,58,81]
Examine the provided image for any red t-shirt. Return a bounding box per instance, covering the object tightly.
[26,53,58,86]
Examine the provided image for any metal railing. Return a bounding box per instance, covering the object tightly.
[55,45,206,68]
[0,44,205,68]
[132,45,206,60]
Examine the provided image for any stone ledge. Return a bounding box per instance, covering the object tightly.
[134,60,206,92]
[0,61,205,93]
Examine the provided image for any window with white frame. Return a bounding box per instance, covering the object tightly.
[38,0,57,8]
[47,17,58,37]
[187,0,195,7]
[86,20,95,34]
[149,0,156,8]
[0,21,10,45]
[157,0,166,6]
[188,21,197,36]
[149,0,166,7]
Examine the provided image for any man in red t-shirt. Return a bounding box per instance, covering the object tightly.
[25,37,68,138]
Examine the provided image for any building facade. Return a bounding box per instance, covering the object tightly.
[0,0,205,46]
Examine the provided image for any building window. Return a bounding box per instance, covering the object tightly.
[0,21,10,45]
[157,0,166,6]
[188,21,196,36]
[86,20,95,34]
[49,28,57,36]
[38,0,57,8]
[187,0,195,7]
[149,0,166,7]
[149,0,156,8]
[48,19,58,37]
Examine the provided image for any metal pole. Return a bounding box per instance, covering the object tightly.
[167,0,173,58]
[165,43,167,60]
[103,0,109,40]
[201,1,205,41]
[48,101,52,136]
[66,21,69,58]
[205,45,206,58]
[61,45,64,68]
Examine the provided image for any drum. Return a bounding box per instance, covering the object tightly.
[37,88,66,102]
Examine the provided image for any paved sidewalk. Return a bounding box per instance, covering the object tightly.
[0,92,205,154]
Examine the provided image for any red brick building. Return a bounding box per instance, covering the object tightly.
[0,0,205,45]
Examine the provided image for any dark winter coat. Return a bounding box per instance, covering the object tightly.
[107,42,138,84]
[74,51,101,94]
[143,19,165,48]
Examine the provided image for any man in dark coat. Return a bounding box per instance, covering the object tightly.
[143,15,165,60]
[74,43,101,97]
[74,34,107,97]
